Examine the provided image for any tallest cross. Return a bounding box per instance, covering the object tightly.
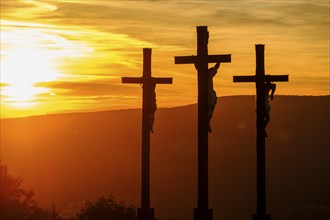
[174,26,231,220]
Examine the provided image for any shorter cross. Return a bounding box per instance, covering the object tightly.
[233,44,289,220]
[122,48,172,220]
[175,26,231,220]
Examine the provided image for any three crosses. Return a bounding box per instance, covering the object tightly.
[122,26,289,220]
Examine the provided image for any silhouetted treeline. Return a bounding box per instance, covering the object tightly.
[75,196,136,220]
[0,163,63,220]
[0,164,137,220]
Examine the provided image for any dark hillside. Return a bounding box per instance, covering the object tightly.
[1,96,329,220]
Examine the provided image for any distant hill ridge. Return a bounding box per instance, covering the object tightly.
[1,95,328,120]
[1,95,329,220]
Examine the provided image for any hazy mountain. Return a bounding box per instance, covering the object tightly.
[1,96,329,220]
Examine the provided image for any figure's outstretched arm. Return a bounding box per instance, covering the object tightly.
[194,62,197,69]
[270,83,276,100]
[209,62,221,77]
[214,61,220,70]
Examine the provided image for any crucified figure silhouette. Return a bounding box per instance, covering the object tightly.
[264,80,276,137]
[150,83,157,133]
[208,61,221,133]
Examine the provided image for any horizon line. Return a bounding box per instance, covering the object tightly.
[1,94,329,120]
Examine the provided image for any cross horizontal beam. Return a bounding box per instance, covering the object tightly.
[175,54,231,64]
[122,77,143,84]
[233,75,289,83]
[233,75,255,82]
[122,77,172,84]
[153,78,173,84]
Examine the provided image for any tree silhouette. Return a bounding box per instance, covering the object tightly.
[0,163,62,220]
[75,195,136,220]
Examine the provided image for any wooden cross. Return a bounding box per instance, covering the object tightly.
[122,48,172,220]
[174,26,231,220]
[233,44,289,220]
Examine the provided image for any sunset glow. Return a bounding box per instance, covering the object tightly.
[1,2,329,219]
[1,0,329,118]
[1,28,57,104]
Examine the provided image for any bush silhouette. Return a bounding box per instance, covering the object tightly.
[75,195,136,220]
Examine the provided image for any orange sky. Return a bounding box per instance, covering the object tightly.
[1,0,329,118]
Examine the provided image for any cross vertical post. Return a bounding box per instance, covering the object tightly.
[256,45,267,219]
[197,26,209,213]
[122,48,172,220]
[233,44,289,220]
[175,26,231,220]
[142,48,151,212]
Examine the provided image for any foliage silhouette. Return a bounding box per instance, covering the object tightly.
[75,195,136,220]
[0,163,63,220]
